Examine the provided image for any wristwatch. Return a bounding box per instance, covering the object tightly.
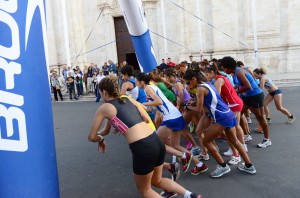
[97,134,104,142]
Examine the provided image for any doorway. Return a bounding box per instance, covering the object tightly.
[126,53,139,70]
[114,17,140,71]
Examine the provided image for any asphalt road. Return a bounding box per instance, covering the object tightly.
[52,86,300,198]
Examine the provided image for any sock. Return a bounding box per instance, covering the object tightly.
[245,163,252,168]
[219,163,226,167]
[182,153,186,159]
[196,162,203,167]
[184,191,192,198]
[172,155,177,163]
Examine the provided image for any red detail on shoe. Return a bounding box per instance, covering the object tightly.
[190,164,208,175]
[182,153,192,172]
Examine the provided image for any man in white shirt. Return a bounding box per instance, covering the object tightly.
[95,70,105,102]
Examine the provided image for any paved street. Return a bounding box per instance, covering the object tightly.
[52,86,300,198]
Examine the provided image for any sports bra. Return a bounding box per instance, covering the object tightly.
[262,75,275,91]
[173,79,191,105]
[107,98,144,134]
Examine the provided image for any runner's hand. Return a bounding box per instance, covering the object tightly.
[112,128,121,136]
[98,141,106,153]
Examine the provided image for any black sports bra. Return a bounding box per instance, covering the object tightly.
[107,98,143,134]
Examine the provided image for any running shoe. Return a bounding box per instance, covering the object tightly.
[190,164,208,175]
[286,115,296,124]
[182,153,192,172]
[160,191,177,198]
[169,162,180,181]
[210,164,231,178]
[191,146,201,156]
[246,117,252,124]
[223,148,233,157]
[266,118,272,124]
[190,193,202,198]
[244,134,253,142]
[228,155,241,165]
[238,164,256,174]
[198,153,209,161]
[257,139,272,148]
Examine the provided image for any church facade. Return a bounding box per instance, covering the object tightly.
[47,0,300,83]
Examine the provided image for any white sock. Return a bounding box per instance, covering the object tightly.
[184,191,192,198]
[244,144,248,152]
[196,162,203,167]
[172,155,176,163]
[182,153,186,159]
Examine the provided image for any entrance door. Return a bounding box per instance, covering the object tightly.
[126,53,140,70]
[114,17,139,70]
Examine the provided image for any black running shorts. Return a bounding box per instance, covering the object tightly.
[242,92,264,108]
[129,132,166,175]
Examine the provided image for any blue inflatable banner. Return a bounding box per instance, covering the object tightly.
[0,1,60,197]
[118,0,158,73]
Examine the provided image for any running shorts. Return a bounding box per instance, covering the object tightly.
[129,132,165,175]
[269,89,282,96]
[160,116,187,131]
[242,92,264,108]
[215,114,237,129]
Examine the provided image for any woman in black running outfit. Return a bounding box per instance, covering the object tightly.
[88,77,201,198]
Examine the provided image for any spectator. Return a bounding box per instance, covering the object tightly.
[74,69,83,96]
[76,66,84,94]
[95,70,105,102]
[87,66,94,93]
[92,71,98,97]
[122,61,128,67]
[66,72,77,100]
[102,62,109,76]
[50,71,63,101]
[167,57,176,67]
[108,60,117,76]
[159,58,168,71]
[83,65,88,93]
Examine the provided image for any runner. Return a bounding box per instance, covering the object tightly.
[253,68,296,125]
[221,56,271,148]
[136,72,208,176]
[88,77,201,198]
[183,69,256,177]
[203,64,248,165]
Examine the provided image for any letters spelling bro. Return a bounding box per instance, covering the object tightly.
[0,2,28,152]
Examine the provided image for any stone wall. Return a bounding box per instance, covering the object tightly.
[47,0,300,83]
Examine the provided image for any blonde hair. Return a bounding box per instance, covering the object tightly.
[253,67,267,75]
[98,75,125,104]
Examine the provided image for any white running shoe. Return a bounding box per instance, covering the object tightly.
[286,116,296,124]
[198,153,209,161]
[223,148,233,157]
[238,164,256,174]
[257,139,272,148]
[210,164,231,178]
[244,134,253,142]
[246,117,252,124]
[228,155,241,165]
